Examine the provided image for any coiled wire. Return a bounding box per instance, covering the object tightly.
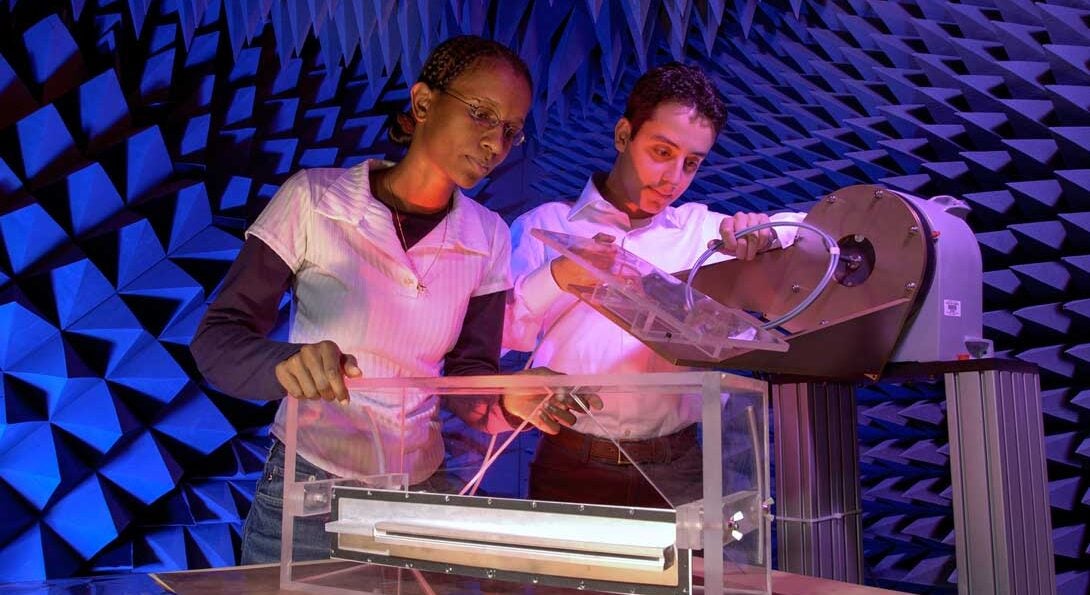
[684,221,841,330]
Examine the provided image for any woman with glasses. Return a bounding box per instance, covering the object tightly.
[190,35,533,563]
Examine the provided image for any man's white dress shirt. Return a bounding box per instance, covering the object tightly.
[504,176,802,440]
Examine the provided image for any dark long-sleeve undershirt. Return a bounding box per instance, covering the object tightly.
[191,208,505,401]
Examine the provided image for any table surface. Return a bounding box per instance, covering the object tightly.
[0,562,907,594]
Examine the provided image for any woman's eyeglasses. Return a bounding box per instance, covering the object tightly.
[442,88,526,147]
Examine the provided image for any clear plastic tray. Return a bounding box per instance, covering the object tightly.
[532,229,788,361]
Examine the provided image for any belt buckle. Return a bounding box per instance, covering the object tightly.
[616,444,633,465]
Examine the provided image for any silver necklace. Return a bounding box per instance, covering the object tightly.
[391,199,450,296]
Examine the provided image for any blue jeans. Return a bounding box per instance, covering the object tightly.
[240,439,335,564]
[240,439,468,564]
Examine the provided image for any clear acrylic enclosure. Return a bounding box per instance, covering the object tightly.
[277,371,771,595]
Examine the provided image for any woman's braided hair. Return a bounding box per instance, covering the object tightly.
[389,35,533,145]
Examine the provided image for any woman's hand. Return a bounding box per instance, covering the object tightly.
[275,340,362,404]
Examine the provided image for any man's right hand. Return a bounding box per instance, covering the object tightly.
[549,232,618,292]
[502,367,604,434]
[275,340,362,404]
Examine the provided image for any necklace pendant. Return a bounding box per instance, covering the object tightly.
[416,282,428,296]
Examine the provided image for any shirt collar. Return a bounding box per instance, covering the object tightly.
[566,175,683,229]
[315,160,485,254]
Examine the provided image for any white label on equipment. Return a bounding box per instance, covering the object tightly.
[943,299,962,317]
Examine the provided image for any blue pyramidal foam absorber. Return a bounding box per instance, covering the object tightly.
[14,106,81,184]
[21,14,84,103]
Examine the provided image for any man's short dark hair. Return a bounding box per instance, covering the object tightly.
[623,62,727,137]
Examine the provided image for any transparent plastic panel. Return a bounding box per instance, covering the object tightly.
[280,371,770,595]
[532,229,788,362]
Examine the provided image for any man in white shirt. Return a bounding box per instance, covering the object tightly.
[503,62,802,507]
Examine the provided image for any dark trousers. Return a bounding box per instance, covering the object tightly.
[527,426,703,508]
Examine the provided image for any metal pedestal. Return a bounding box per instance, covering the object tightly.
[939,362,1056,595]
[772,360,1056,595]
[771,380,863,583]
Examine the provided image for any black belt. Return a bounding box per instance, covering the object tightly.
[544,424,697,465]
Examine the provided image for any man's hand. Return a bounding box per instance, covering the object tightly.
[501,367,604,434]
[718,212,773,261]
[275,340,362,404]
[550,232,617,293]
